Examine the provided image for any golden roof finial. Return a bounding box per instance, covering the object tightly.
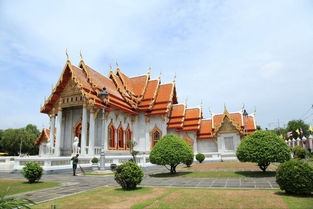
[185,97,188,108]
[173,72,176,84]
[158,71,162,80]
[116,59,119,69]
[200,100,203,110]
[109,64,113,73]
[65,48,70,61]
[80,50,84,61]
[147,66,151,76]
[224,103,228,113]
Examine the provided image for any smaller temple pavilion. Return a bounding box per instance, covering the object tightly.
[36,55,257,162]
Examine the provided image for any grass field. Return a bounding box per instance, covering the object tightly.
[33,187,313,209]
[150,170,276,178]
[0,179,60,196]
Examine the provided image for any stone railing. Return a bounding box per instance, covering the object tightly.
[285,135,313,151]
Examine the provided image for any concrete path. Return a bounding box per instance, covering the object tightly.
[0,169,280,204]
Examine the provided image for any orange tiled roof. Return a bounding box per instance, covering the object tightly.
[167,105,257,138]
[167,104,185,130]
[198,120,213,139]
[138,80,159,111]
[35,128,56,145]
[146,83,176,116]
[41,60,177,116]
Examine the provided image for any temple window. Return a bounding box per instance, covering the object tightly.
[151,127,162,147]
[126,126,132,149]
[117,125,124,149]
[108,123,115,149]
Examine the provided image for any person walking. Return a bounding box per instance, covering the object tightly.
[71,154,79,176]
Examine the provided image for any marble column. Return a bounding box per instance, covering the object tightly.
[88,109,95,156]
[292,138,296,147]
[102,111,107,151]
[193,138,198,154]
[81,105,88,155]
[55,108,62,156]
[49,114,56,154]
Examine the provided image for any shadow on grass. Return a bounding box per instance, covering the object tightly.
[21,181,45,185]
[234,171,276,178]
[274,191,313,198]
[149,172,192,178]
[113,187,151,193]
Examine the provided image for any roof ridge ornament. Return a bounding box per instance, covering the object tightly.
[65,48,70,61]
[116,59,119,69]
[224,103,228,113]
[185,97,188,108]
[173,72,176,84]
[80,50,84,61]
[147,66,151,76]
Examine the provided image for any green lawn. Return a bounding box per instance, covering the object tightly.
[34,187,313,209]
[0,179,60,196]
[150,171,276,178]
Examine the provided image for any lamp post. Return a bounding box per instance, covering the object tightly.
[98,87,109,170]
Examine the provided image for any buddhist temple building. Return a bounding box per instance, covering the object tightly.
[37,57,257,161]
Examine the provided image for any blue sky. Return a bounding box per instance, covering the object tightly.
[0,0,313,130]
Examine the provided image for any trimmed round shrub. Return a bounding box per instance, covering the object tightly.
[196,153,205,163]
[292,146,306,159]
[276,160,313,195]
[185,158,193,167]
[91,157,99,164]
[236,130,291,172]
[114,161,144,190]
[149,134,194,174]
[22,162,43,183]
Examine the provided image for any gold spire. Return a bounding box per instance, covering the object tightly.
[185,97,188,108]
[65,48,70,61]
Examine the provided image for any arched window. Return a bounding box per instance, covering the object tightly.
[151,126,162,147]
[126,126,132,149]
[117,125,124,149]
[108,123,115,149]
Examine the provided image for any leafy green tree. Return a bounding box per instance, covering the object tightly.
[0,130,3,153]
[286,120,309,139]
[236,130,291,172]
[149,134,194,174]
[0,125,39,156]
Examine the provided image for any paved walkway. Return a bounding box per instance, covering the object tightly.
[0,168,280,204]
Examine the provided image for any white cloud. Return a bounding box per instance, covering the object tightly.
[260,61,284,79]
[0,0,313,129]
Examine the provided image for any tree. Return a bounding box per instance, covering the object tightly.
[236,130,291,172]
[0,129,3,153]
[0,125,40,156]
[286,120,310,139]
[149,134,194,174]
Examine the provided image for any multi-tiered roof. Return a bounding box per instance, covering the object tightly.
[41,59,256,139]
